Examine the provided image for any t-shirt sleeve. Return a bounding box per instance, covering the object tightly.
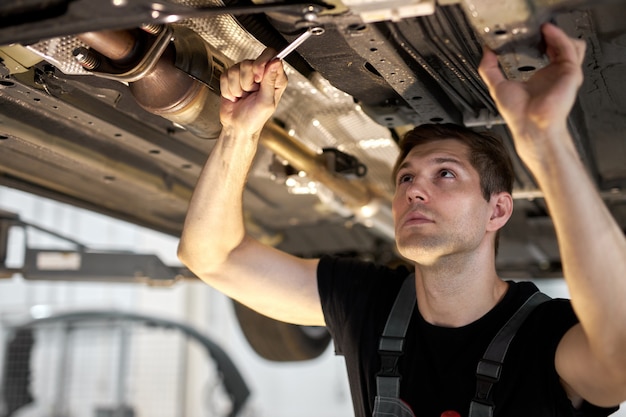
[317,255,370,354]
[532,299,620,416]
[574,401,619,417]
[317,255,409,355]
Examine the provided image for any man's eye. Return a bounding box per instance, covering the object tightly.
[398,174,412,184]
[439,169,455,178]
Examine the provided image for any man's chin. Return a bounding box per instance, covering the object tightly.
[396,239,441,263]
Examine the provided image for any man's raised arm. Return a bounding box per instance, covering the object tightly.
[479,23,626,407]
[177,49,324,326]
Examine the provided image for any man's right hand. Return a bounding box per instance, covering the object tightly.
[220,48,288,137]
[179,47,323,327]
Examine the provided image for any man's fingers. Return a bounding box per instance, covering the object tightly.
[258,59,287,105]
[238,60,259,93]
[574,39,586,65]
[220,59,261,102]
[478,46,505,94]
[542,23,586,66]
[220,48,284,105]
[220,63,241,102]
[252,48,278,83]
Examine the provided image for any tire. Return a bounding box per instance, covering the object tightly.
[232,301,332,361]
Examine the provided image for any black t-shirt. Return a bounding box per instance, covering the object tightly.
[317,255,618,417]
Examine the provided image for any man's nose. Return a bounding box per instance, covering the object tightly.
[407,179,427,203]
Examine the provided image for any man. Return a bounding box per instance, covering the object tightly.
[178,22,626,416]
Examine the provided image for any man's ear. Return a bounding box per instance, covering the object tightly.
[487,192,513,232]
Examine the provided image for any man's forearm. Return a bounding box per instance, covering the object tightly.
[527,128,626,370]
[178,126,260,274]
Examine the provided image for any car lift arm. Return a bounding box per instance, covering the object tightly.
[0,209,195,285]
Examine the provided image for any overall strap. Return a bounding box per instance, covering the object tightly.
[376,274,416,398]
[469,291,552,417]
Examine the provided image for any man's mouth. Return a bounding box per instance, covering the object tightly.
[402,210,433,227]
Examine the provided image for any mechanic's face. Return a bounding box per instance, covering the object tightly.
[392,139,496,264]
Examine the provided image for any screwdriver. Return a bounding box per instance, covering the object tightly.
[274,26,325,60]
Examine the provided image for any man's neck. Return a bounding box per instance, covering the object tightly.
[413,255,508,328]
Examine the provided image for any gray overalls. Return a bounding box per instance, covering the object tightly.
[372,275,550,417]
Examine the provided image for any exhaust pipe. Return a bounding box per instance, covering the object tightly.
[261,122,373,208]
[260,122,395,239]
[76,26,224,139]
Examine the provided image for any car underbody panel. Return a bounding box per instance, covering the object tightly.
[0,0,625,277]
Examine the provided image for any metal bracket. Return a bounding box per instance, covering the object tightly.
[322,148,368,178]
[0,210,192,285]
[456,0,598,80]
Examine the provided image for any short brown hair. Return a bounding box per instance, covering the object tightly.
[392,123,514,201]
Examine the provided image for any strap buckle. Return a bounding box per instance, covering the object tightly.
[469,399,495,417]
[475,358,502,383]
[377,349,403,377]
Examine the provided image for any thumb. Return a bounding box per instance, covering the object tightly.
[258,60,284,106]
[478,46,506,95]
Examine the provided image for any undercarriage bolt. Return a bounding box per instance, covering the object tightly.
[141,23,163,35]
[73,47,101,70]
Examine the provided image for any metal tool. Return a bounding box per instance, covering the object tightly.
[274,26,325,60]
